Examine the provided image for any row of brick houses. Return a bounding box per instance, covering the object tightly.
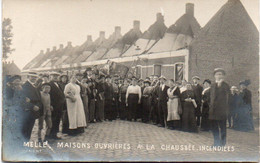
[22,0,259,115]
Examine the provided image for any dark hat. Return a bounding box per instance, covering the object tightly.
[42,73,49,78]
[203,79,211,85]
[85,67,92,71]
[76,72,83,76]
[60,73,68,78]
[144,79,151,85]
[105,75,111,79]
[28,72,38,77]
[239,79,251,86]
[192,76,200,80]
[159,75,167,80]
[41,82,51,88]
[49,71,60,76]
[131,76,138,80]
[213,68,226,75]
[10,75,21,82]
[138,79,144,82]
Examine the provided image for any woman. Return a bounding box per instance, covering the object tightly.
[167,79,181,130]
[181,82,198,133]
[234,80,254,132]
[119,79,129,120]
[228,86,239,128]
[126,76,142,121]
[81,77,90,125]
[142,79,153,123]
[201,79,211,131]
[64,75,87,135]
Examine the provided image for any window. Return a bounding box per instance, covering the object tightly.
[154,64,161,76]
[175,63,184,81]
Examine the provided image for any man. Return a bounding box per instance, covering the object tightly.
[21,72,43,141]
[209,68,230,146]
[157,75,169,127]
[104,75,115,121]
[150,75,160,125]
[192,76,203,127]
[95,74,105,122]
[83,67,93,81]
[49,72,65,139]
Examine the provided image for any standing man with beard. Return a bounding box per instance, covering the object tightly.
[49,72,65,139]
[192,76,203,127]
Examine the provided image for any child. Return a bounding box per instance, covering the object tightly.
[38,83,53,142]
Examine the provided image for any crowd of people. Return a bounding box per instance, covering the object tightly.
[3,66,255,148]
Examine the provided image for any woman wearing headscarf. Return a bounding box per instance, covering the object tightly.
[64,75,87,135]
[201,79,211,131]
[180,82,198,133]
[167,79,182,130]
[233,80,254,132]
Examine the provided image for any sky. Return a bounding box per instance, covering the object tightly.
[2,0,259,69]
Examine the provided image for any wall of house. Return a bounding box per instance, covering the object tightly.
[189,36,259,117]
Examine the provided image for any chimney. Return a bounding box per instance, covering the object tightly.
[87,35,92,42]
[156,12,164,22]
[59,44,64,49]
[186,3,194,16]
[99,31,105,38]
[53,46,57,51]
[67,41,72,47]
[115,26,121,34]
[46,48,50,53]
[40,50,44,54]
[133,20,140,30]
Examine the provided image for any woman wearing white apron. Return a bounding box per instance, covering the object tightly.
[167,79,182,130]
[64,75,87,135]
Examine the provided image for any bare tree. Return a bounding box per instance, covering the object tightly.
[2,18,15,60]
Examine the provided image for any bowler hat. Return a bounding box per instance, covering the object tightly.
[159,75,166,80]
[144,79,151,85]
[41,82,51,88]
[213,68,226,75]
[192,76,200,80]
[203,79,211,85]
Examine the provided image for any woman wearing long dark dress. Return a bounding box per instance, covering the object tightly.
[167,79,181,130]
[142,79,153,123]
[181,82,198,133]
[81,78,90,125]
[233,80,254,132]
[201,79,211,131]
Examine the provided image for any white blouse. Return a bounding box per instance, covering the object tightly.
[126,85,142,99]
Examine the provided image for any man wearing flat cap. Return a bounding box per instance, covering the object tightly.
[209,68,230,146]
[49,72,65,139]
[21,72,43,141]
[192,76,203,127]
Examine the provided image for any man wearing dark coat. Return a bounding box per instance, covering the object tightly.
[209,68,230,146]
[21,72,43,141]
[192,76,203,127]
[157,75,169,127]
[49,72,65,139]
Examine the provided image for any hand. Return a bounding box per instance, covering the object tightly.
[50,106,54,111]
[26,97,31,103]
[33,106,39,112]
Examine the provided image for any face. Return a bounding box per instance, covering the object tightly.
[203,82,210,88]
[144,82,149,87]
[192,78,199,84]
[186,84,192,90]
[61,76,68,83]
[214,72,225,81]
[87,70,92,76]
[50,74,59,81]
[169,80,175,87]
[240,84,246,90]
[42,85,51,93]
[132,79,137,85]
[76,75,83,81]
[182,80,187,86]
[70,75,77,83]
[91,74,96,80]
[28,76,38,84]
[231,89,237,94]
[42,77,49,83]
[160,78,165,84]
[12,79,22,88]
[153,76,159,81]
[106,78,111,83]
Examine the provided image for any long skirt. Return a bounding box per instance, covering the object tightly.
[105,98,116,120]
[127,94,139,121]
[88,99,96,122]
[119,93,127,120]
[142,96,152,122]
[201,105,210,131]
[82,95,89,124]
[96,97,105,121]
[233,104,254,132]
[182,102,197,132]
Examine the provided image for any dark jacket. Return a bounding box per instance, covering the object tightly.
[22,81,43,117]
[157,85,169,102]
[192,84,203,107]
[49,81,65,110]
[209,81,230,120]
